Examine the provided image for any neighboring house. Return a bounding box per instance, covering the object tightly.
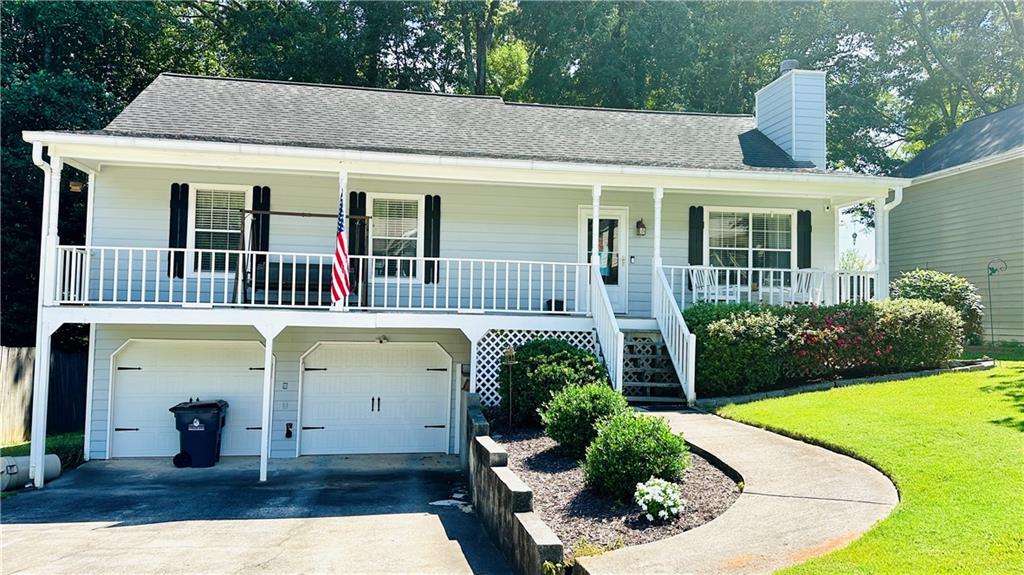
[890,104,1024,342]
[22,63,906,487]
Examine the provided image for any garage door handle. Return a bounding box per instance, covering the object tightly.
[245,426,262,430]
[426,368,448,372]
[424,425,446,429]
[114,427,140,432]
[302,426,325,430]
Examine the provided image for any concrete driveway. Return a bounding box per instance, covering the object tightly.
[1,454,510,575]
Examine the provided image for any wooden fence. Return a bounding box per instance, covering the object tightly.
[1,347,88,445]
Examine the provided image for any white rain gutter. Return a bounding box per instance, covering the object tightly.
[21,130,909,188]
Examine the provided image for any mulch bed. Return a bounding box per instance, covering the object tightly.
[494,427,740,556]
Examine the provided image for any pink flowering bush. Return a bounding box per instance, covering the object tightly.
[685,299,963,396]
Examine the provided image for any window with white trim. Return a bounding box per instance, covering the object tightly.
[707,210,793,269]
[192,187,247,272]
[370,197,420,278]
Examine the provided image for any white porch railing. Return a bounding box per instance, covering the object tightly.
[590,265,624,391]
[653,266,696,404]
[663,265,879,309]
[53,245,592,315]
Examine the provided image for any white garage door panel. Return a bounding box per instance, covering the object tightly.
[300,344,451,455]
[111,341,264,458]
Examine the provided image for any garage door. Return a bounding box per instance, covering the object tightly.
[300,343,451,455]
[111,340,265,457]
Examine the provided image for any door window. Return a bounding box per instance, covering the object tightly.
[586,218,620,285]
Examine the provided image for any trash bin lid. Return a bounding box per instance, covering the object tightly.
[169,399,229,413]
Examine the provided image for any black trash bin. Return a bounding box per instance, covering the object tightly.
[169,400,229,468]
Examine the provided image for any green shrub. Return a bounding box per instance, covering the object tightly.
[583,412,689,501]
[498,338,608,426]
[890,269,984,344]
[682,301,765,342]
[699,310,799,396]
[786,302,885,380]
[541,383,630,456]
[876,298,963,371]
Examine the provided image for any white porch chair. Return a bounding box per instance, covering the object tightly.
[785,269,825,305]
[689,266,745,305]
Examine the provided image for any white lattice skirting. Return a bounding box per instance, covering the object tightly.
[475,329,598,406]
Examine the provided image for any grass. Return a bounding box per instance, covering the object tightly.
[719,356,1024,575]
[1,432,86,470]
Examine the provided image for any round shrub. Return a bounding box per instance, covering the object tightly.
[699,310,799,396]
[498,338,608,426]
[890,269,984,344]
[541,383,630,456]
[876,298,963,371]
[583,412,689,501]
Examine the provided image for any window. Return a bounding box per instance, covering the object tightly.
[370,197,420,278]
[192,187,247,272]
[707,209,793,270]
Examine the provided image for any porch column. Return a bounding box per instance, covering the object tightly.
[256,323,284,482]
[42,155,63,306]
[461,325,489,395]
[590,185,601,269]
[29,319,58,488]
[874,197,889,299]
[652,187,664,266]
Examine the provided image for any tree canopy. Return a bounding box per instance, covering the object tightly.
[1,0,1021,345]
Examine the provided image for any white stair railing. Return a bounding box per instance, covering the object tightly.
[653,265,696,405]
[590,265,624,392]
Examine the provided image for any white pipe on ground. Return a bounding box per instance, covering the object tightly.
[1,454,61,491]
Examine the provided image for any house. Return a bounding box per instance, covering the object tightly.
[890,104,1024,342]
[22,63,906,487]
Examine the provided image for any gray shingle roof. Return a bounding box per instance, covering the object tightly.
[895,103,1024,178]
[101,73,813,171]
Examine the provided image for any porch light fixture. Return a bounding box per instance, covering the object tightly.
[636,218,647,237]
[68,180,84,193]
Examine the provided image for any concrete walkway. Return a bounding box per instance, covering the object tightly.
[576,411,898,575]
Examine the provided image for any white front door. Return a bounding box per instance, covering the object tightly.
[299,343,452,455]
[110,340,265,457]
[579,207,629,314]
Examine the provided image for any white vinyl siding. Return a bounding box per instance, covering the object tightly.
[87,165,841,318]
[890,158,1024,341]
[755,70,826,168]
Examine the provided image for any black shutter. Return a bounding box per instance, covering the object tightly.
[797,210,812,268]
[424,195,441,284]
[688,206,704,265]
[348,191,368,303]
[251,186,271,268]
[167,183,189,278]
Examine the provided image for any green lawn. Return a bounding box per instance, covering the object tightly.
[719,359,1024,575]
[1,432,85,469]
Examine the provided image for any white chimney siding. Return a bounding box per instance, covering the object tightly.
[755,69,827,169]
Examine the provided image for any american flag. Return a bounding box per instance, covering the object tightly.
[330,192,350,303]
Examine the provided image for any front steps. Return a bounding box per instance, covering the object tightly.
[620,330,686,404]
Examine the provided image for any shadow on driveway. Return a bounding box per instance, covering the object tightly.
[2,454,510,575]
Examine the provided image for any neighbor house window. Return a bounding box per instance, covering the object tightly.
[192,187,247,272]
[370,197,421,278]
[707,209,793,269]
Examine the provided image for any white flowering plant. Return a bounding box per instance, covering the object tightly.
[634,477,685,523]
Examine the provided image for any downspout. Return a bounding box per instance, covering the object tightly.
[878,186,904,299]
[29,142,52,483]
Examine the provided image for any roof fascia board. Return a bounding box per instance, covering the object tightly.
[908,147,1024,186]
[24,130,905,190]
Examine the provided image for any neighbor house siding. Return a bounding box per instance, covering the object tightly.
[890,158,1024,341]
[89,166,838,318]
[89,324,469,460]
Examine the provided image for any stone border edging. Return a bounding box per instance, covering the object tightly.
[465,395,564,575]
[696,359,996,409]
